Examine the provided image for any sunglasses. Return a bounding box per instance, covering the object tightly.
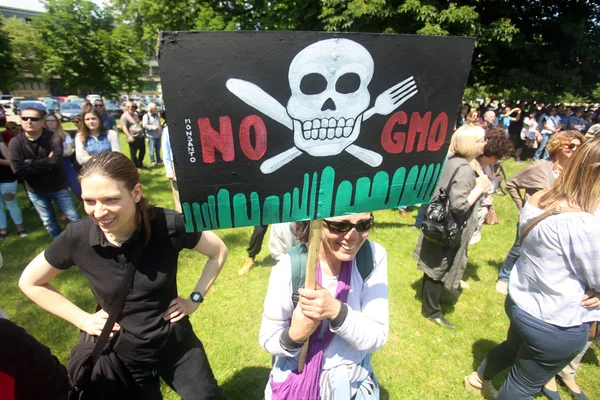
[21,116,41,122]
[94,104,104,108]
[323,216,374,234]
[567,143,579,150]
[72,119,81,123]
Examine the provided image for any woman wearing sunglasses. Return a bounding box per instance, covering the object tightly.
[260,212,388,400]
[413,124,491,329]
[466,136,600,400]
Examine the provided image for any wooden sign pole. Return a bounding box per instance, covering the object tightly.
[297,219,322,373]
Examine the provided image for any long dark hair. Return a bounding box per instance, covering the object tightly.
[78,108,106,146]
[79,152,154,243]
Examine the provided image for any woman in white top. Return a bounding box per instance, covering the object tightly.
[259,213,388,400]
[75,109,120,166]
[45,113,81,198]
[466,136,600,400]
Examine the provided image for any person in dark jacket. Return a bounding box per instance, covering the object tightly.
[413,124,491,329]
[8,106,80,239]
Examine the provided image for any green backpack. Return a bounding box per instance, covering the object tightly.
[289,240,374,308]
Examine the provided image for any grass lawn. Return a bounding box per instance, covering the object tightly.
[0,140,598,399]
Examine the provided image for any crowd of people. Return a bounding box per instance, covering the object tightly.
[0,96,598,400]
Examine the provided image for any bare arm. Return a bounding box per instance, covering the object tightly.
[0,142,11,166]
[74,133,91,165]
[163,231,228,323]
[19,252,90,330]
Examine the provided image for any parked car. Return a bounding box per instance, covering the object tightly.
[104,100,123,119]
[59,102,83,122]
[12,97,25,112]
[68,97,86,106]
[15,100,46,115]
[0,95,13,109]
[86,94,102,102]
[39,98,60,115]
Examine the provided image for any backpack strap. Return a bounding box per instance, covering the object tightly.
[355,239,374,282]
[290,239,374,308]
[289,243,307,309]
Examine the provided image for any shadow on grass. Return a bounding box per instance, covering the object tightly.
[220,366,391,400]
[471,339,499,371]
[487,259,504,272]
[373,221,418,229]
[463,262,481,283]
[221,366,270,400]
[254,256,276,269]
[582,345,599,367]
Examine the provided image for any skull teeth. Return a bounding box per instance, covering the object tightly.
[301,117,356,140]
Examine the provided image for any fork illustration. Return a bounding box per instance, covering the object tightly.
[363,76,418,121]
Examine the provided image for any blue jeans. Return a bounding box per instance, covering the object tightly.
[62,157,81,199]
[147,137,162,163]
[0,180,23,229]
[477,297,589,400]
[533,133,551,160]
[415,204,426,227]
[27,189,80,239]
[498,223,520,283]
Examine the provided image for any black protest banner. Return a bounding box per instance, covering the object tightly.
[158,31,474,232]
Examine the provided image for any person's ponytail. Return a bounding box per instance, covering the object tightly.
[135,196,154,244]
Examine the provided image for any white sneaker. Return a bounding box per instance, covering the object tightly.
[495,280,508,295]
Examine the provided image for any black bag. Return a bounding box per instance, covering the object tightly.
[421,165,466,247]
[68,244,144,400]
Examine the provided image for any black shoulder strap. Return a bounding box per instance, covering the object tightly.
[90,242,144,364]
[356,239,374,281]
[444,163,467,194]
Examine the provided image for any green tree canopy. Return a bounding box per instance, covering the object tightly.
[34,0,146,96]
[0,15,19,93]
[2,16,43,77]
[111,0,600,101]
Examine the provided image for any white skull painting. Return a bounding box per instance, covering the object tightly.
[226,38,418,174]
[287,39,373,157]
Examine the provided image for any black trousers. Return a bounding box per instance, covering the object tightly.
[421,273,443,318]
[246,224,268,258]
[128,137,146,168]
[125,339,225,400]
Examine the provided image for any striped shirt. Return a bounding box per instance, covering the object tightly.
[509,202,600,327]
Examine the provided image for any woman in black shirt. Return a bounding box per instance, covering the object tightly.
[19,152,228,399]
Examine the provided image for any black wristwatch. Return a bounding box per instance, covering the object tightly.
[190,292,204,304]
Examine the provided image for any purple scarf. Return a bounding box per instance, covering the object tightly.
[270,260,352,400]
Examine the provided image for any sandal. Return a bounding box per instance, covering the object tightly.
[18,230,29,238]
[0,231,8,240]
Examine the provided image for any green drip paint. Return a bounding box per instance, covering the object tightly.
[207,196,218,228]
[183,163,442,231]
[233,192,261,227]
[217,189,233,229]
[201,202,212,230]
[389,167,407,207]
[263,196,280,224]
[192,202,205,230]
[182,202,195,233]
[282,192,291,222]
[316,166,334,219]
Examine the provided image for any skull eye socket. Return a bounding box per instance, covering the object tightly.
[335,73,361,94]
[300,73,328,95]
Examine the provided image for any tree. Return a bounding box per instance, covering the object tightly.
[0,15,19,93]
[2,16,43,77]
[112,0,600,101]
[34,0,145,96]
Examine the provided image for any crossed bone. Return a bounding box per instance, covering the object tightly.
[226,76,418,174]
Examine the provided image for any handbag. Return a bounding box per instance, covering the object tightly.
[484,205,499,225]
[520,205,599,341]
[421,165,466,247]
[68,243,144,400]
